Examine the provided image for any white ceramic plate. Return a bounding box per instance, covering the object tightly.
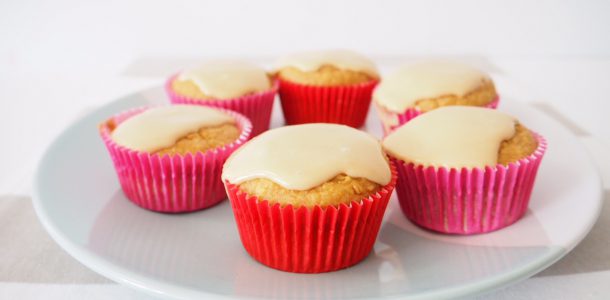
[33,86,602,300]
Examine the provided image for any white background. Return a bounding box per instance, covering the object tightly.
[1,0,610,299]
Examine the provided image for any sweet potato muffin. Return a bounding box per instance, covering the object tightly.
[170,60,271,100]
[109,105,239,156]
[237,174,381,208]
[99,104,253,213]
[276,65,376,87]
[154,123,240,156]
[274,49,379,86]
[274,50,380,127]
[374,60,498,114]
[382,106,537,168]
[414,79,497,113]
[222,123,397,273]
[222,123,391,207]
[381,105,546,235]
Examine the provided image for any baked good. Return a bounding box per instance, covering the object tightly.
[222,123,396,273]
[374,60,499,134]
[274,50,379,127]
[382,106,546,234]
[166,60,277,136]
[99,105,252,212]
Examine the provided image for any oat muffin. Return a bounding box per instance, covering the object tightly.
[374,61,499,133]
[382,106,546,234]
[222,123,396,273]
[274,50,379,128]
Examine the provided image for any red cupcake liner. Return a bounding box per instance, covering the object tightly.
[391,133,546,235]
[165,75,277,136]
[277,78,379,128]
[377,97,500,135]
[99,105,252,213]
[225,163,397,273]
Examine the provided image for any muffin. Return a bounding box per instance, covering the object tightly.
[274,50,379,128]
[166,60,277,136]
[222,123,396,273]
[99,104,252,212]
[374,60,499,134]
[382,106,546,234]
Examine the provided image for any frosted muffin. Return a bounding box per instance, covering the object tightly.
[99,105,252,213]
[374,61,499,134]
[383,106,546,234]
[222,124,396,273]
[166,60,277,136]
[274,50,380,128]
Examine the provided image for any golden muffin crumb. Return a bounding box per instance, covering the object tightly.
[154,123,240,156]
[172,77,272,99]
[238,174,382,208]
[498,123,538,165]
[414,80,497,112]
[276,65,377,86]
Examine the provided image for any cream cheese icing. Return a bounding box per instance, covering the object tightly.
[374,61,491,112]
[177,60,270,99]
[382,106,516,168]
[275,49,379,77]
[222,123,391,190]
[111,105,235,152]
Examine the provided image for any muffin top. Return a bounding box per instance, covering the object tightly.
[222,123,391,206]
[174,60,271,99]
[111,105,236,154]
[274,50,379,86]
[382,106,537,168]
[374,61,495,112]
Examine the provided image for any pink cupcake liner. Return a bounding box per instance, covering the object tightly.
[391,133,546,235]
[225,163,397,273]
[277,78,379,128]
[377,97,500,135]
[99,105,253,213]
[165,74,277,136]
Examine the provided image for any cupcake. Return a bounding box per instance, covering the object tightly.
[166,60,277,136]
[274,50,379,128]
[374,61,499,134]
[99,105,252,213]
[222,124,396,273]
[382,106,546,234]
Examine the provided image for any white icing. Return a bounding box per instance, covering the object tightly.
[382,106,516,168]
[177,60,270,99]
[112,105,234,152]
[222,123,391,190]
[374,61,491,112]
[275,49,378,77]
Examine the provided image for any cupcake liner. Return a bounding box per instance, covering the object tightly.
[225,164,397,273]
[377,97,500,135]
[165,75,277,136]
[277,78,379,128]
[99,105,252,213]
[391,133,546,235]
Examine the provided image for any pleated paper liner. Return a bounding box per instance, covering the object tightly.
[165,75,277,137]
[225,163,397,273]
[99,105,252,213]
[392,133,546,235]
[376,97,500,135]
[277,78,379,128]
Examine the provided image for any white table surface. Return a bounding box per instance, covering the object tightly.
[1,57,609,300]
